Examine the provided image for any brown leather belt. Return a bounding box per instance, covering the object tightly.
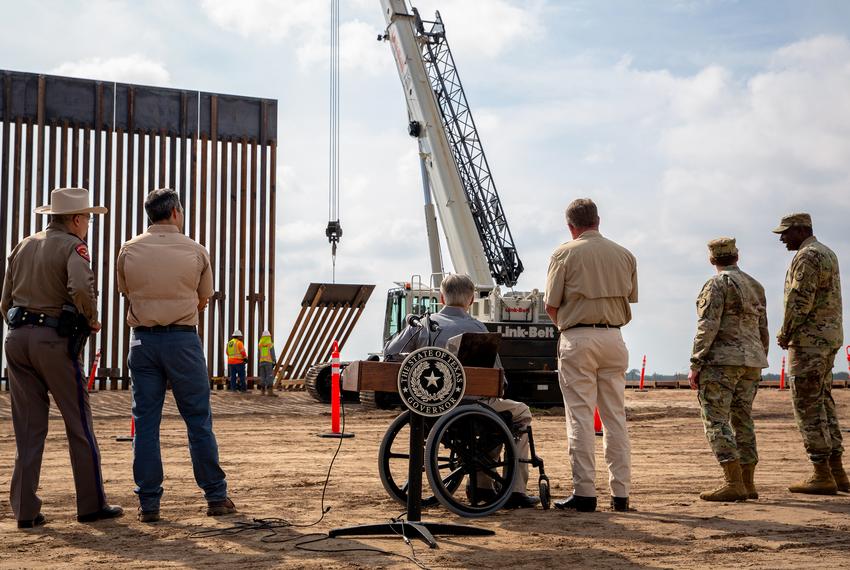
[565,323,622,330]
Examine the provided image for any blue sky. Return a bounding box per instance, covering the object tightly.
[2,0,849,374]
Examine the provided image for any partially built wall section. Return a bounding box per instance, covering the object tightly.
[0,69,278,383]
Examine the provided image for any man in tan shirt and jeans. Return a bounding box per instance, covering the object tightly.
[118,188,235,523]
[544,198,638,513]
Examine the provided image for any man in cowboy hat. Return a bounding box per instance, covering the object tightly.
[1,187,123,528]
[773,213,848,494]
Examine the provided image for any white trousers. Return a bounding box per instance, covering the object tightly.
[558,328,631,498]
[476,397,532,494]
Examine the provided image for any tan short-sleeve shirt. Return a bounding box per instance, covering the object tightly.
[117,225,213,327]
[544,230,638,330]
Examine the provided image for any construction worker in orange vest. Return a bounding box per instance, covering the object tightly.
[257,330,277,397]
[226,330,248,392]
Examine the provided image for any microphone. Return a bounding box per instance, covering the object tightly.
[405,314,423,327]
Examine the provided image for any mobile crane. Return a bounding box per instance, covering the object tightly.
[306,0,560,408]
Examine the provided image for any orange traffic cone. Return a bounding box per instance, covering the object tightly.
[594,407,603,436]
[116,417,135,442]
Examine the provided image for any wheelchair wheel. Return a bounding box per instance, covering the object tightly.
[539,475,551,510]
[378,411,461,507]
[425,405,517,517]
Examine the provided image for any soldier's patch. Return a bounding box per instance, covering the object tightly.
[75,243,90,262]
[698,297,708,309]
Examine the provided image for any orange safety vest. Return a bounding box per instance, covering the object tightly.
[226,338,246,364]
[258,336,274,363]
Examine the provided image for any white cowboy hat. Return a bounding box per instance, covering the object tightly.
[34,187,108,215]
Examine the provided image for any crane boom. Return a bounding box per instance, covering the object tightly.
[381,0,523,288]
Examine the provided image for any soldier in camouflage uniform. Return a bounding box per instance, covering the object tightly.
[774,213,849,494]
[688,237,769,502]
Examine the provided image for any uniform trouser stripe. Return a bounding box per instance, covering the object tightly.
[72,358,106,508]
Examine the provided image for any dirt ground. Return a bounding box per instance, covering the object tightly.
[1,387,849,569]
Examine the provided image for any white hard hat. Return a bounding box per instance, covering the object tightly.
[262,330,271,337]
[232,329,243,337]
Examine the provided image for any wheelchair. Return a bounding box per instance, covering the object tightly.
[378,401,550,517]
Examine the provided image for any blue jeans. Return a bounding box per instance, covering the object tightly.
[228,363,246,391]
[128,330,227,512]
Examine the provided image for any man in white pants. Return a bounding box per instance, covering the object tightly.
[545,198,638,512]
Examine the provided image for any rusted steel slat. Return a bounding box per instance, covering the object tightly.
[179,92,188,215]
[211,95,224,374]
[159,129,167,188]
[287,306,330,379]
[188,130,197,242]
[0,73,10,378]
[228,139,238,341]
[337,286,372,350]
[47,121,57,196]
[23,120,34,240]
[247,140,258,376]
[273,285,325,380]
[147,129,155,194]
[313,301,350,365]
[123,89,136,376]
[258,104,268,333]
[238,139,248,372]
[268,140,276,338]
[35,76,45,232]
[111,128,124,370]
[82,126,90,190]
[71,123,79,187]
[11,118,22,248]
[198,134,209,353]
[88,84,103,363]
[101,128,113,369]
[294,304,342,379]
[59,120,68,186]
[165,131,173,189]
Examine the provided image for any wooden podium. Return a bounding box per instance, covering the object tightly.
[329,360,503,548]
[341,359,502,397]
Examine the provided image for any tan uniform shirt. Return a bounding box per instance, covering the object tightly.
[690,265,769,370]
[779,236,843,350]
[117,225,213,327]
[544,230,638,330]
[1,222,98,325]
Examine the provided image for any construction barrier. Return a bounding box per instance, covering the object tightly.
[594,407,603,436]
[319,340,353,439]
[87,350,102,392]
[116,417,135,442]
[638,355,647,391]
[780,354,786,390]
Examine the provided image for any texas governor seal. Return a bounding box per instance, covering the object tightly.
[397,346,467,417]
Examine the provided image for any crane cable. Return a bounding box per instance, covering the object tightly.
[325,0,343,283]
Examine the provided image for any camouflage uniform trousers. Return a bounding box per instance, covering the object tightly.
[789,347,844,463]
[697,365,761,464]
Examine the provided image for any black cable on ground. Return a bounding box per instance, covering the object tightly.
[189,394,431,568]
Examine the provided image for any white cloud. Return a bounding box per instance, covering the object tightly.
[50,55,170,85]
[410,0,545,59]
[199,0,321,41]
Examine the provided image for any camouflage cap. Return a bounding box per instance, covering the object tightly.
[707,237,738,258]
[772,212,812,233]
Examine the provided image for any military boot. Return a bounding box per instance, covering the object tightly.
[260,386,266,395]
[829,454,850,493]
[266,385,278,398]
[741,463,758,500]
[700,460,747,502]
[788,461,838,495]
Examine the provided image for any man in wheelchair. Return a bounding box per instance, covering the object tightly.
[384,274,540,509]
